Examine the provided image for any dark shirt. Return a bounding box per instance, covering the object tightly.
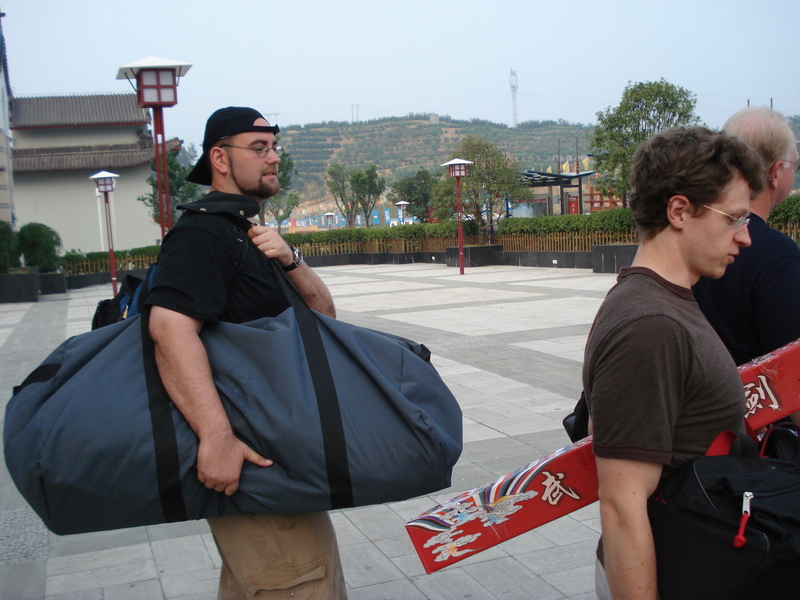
[693,214,800,365]
[146,192,288,324]
[585,267,745,474]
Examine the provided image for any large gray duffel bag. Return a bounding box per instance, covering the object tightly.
[4,265,462,535]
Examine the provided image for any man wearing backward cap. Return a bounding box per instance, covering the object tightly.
[146,107,347,599]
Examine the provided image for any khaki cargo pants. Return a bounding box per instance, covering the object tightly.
[208,512,348,600]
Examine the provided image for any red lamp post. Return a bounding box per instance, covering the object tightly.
[441,158,473,275]
[116,57,192,239]
[90,171,120,295]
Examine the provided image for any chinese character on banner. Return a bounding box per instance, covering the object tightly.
[384,209,391,224]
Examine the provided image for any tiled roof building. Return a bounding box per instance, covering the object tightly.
[11,93,173,251]
[11,94,180,173]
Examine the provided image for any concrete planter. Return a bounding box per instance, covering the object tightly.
[0,268,40,303]
[592,244,638,274]
[445,245,503,268]
[40,272,68,295]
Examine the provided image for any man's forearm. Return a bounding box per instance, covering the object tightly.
[601,507,659,600]
[149,307,231,439]
[287,263,336,318]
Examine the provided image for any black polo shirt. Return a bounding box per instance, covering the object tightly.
[146,192,288,324]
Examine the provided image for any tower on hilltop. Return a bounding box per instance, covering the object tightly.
[509,69,518,127]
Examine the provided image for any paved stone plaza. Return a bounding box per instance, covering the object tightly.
[0,263,619,600]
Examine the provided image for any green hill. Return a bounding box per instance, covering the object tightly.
[279,114,594,208]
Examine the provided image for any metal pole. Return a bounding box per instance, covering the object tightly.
[103,190,118,296]
[152,107,166,239]
[152,106,173,234]
[456,175,464,275]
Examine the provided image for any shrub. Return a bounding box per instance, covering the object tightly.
[17,222,62,273]
[768,196,800,225]
[0,220,16,274]
[497,209,635,235]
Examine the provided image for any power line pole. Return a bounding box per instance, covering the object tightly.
[509,69,518,127]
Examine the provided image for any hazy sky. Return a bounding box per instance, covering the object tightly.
[4,0,799,151]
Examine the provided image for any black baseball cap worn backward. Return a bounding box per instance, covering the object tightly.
[186,107,280,185]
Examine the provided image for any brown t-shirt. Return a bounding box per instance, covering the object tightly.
[583,267,745,475]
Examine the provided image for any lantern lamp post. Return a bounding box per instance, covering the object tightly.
[440,158,473,275]
[90,171,121,295]
[116,57,192,239]
[395,200,410,225]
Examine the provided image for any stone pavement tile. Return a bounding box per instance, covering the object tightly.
[0,507,47,565]
[159,567,219,598]
[389,552,427,578]
[330,511,370,547]
[150,535,215,576]
[537,516,599,547]
[340,542,405,589]
[541,564,596,599]
[46,558,158,597]
[170,594,216,600]
[46,589,104,600]
[201,533,222,569]
[372,534,416,560]
[479,413,564,436]
[46,544,152,577]
[0,559,45,600]
[347,578,429,600]
[463,419,507,443]
[515,540,598,576]
[46,528,150,558]
[145,519,210,542]
[103,578,164,600]
[343,504,406,542]
[410,567,497,600]
[461,556,566,600]
[385,496,439,522]
[492,528,557,556]
[442,460,497,492]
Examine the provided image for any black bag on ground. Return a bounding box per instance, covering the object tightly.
[648,431,800,599]
[4,262,463,535]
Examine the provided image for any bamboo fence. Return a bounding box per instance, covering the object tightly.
[62,225,800,275]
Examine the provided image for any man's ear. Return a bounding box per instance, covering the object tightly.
[666,195,692,230]
[767,161,783,190]
[209,146,230,178]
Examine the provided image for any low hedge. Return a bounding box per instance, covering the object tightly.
[282,221,480,246]
[61,244,162,266]
[497,208,635,235]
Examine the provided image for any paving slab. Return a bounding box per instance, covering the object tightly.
[0,263,617,599]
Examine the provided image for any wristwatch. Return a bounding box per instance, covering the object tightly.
[282,246,304,272]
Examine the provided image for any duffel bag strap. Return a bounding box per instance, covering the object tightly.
[270,259,354,509]
[141,306,189,522]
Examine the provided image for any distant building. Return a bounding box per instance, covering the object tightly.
[0,13,14,225]
[11,93,178,252]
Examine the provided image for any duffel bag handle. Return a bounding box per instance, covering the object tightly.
[270,259,355,509]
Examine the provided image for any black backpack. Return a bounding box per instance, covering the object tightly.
[649,431,800,599]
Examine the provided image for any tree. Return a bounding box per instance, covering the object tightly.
[350,165,386,227]
[389,168,440,223]
[591,79,701,197]
[433,136,533,240]
[137,144,204,224]
[17,222,62,273]
[325,163,359,228]
[261,150,299,234]
[0,220,16,274]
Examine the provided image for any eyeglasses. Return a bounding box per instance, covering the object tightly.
[698,204,750,230]
[783,159,800,173]
[220,144,283,158]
